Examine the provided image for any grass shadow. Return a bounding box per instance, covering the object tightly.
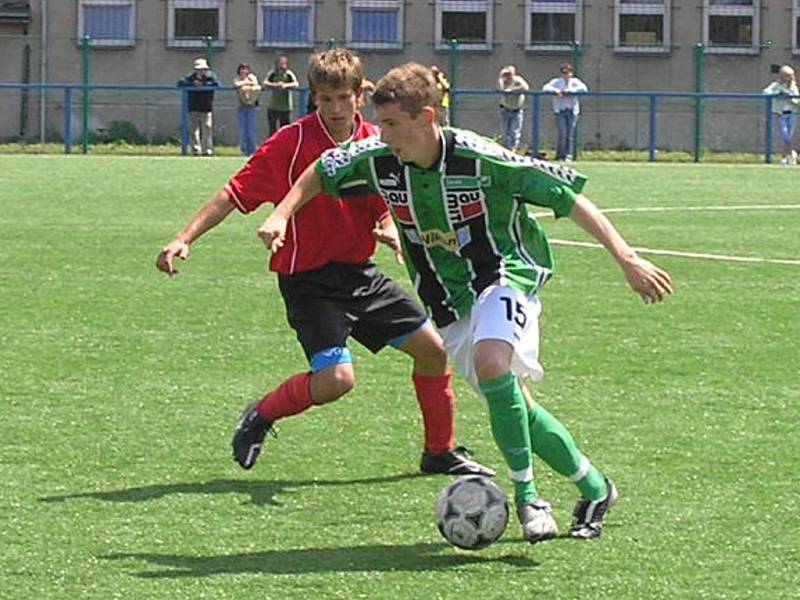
[38,473,424,507]
[103,542,538,578]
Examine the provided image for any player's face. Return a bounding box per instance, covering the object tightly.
[314,84,360,139]
[375,102,437,167]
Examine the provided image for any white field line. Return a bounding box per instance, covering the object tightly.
[601,204,800,214]
[532,204,800,266]
[531,204,800,219]
[550,239,800,266]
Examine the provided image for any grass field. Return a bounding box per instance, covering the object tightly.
[1,155,798,599]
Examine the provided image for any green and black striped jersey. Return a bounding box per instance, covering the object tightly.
[315,127,587,327]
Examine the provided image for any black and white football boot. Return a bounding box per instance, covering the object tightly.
[232,402,276,470]
[420,446,496,477]
[570,477,619,539]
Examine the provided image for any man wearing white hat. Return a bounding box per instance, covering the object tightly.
[178,58,220,155]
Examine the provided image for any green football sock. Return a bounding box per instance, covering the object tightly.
[528,402,608,501]
[479,373,537,505]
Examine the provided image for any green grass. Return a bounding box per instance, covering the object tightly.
[0,143,774,164]
[1,156,798,599]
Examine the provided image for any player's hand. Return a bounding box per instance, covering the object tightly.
[621,256,673,304]
[257,215,288,253]
[373,224,404,265]
[156,240,190,276]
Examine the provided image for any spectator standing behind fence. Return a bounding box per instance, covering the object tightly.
[233,63,261,157]
[431,66,451,125]
[542,63,588,162]
[497,66,529,152]
[264,55,299,137]
[178,58,219,156]
[763,65,799,166]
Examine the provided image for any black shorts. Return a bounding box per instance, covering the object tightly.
[278,262,428,361]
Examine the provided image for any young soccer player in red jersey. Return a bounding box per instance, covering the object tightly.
[156,49,494,477]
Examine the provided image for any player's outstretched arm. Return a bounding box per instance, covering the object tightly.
[257,161,322,253]
[156,189,234,275]
[569,194,673,304]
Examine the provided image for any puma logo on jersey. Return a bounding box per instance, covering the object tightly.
[378,172,402,188]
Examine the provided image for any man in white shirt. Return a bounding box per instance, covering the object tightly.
[542,62,588,161]
[497,66,530,151]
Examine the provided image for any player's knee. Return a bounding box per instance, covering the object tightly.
[404,327,448,374]
[312,365,356,404]
[474,359,509,382]
[414,342,448,373]
[474,341,513,382]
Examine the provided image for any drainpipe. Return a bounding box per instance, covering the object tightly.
[40,0,48,143]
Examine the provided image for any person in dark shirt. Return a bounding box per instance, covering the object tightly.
[178,58,220,155]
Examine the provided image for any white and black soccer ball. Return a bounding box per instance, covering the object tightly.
[435,475,509,550]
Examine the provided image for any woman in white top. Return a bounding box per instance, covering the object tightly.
[763,65,799,166]
[541,62,588,161]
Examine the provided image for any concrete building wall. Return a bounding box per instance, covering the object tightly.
[1,0,797,148]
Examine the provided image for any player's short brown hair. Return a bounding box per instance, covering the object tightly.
[372,63,441,118]
[307,48,364,93]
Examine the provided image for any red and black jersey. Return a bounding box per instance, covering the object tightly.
[225,111,389,275]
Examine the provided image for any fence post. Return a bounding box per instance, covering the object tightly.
[20,42,30,138]
[764,95,773,164]
[64,86,73,154]
[448,39,460,128]
[531,93,541,158]
[648,94,658,162]
[81,35,91,154]
[693,43,705,162]
[180,87,189,156]
[571,41,583,78]
[572,42,584,160]
[204,36,214,66]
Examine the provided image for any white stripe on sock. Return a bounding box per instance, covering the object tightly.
[509,466,534,482]
[569,455,591,483]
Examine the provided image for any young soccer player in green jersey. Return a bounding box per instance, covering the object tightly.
[257,63,673,543]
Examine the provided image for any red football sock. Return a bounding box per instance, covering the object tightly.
[413,371,456,455]
[256,372,314,422]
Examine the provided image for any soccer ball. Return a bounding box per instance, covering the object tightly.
[435,475,509,550]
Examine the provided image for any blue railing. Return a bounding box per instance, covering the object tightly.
[462,89,788,164]
[0,83,793,163]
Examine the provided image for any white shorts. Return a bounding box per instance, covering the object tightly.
[439,284,544,392]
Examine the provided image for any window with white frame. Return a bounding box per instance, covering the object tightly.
[614,0,670,53]
[793,0,800,54]
[78,0,135,47]
[346,0,403,50]
[168,0,226,48]
[435,1,493,51]
[257,0,314,48]
[703,0,759,54]
[525,0,581,52]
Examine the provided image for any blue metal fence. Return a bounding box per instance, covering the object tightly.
[0,82,792,163]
